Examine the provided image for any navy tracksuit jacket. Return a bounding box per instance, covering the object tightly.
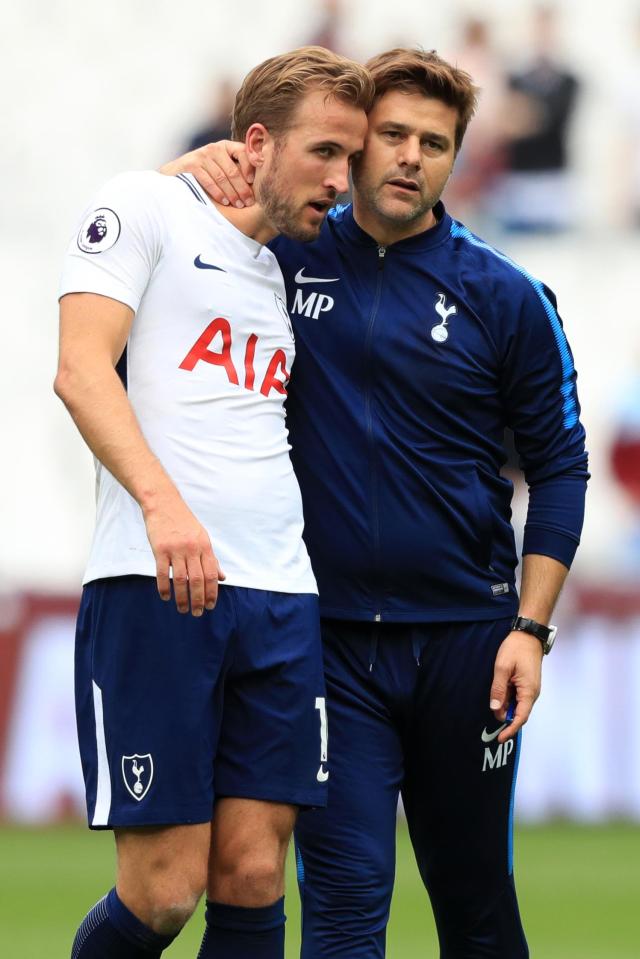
[271,202,588,622]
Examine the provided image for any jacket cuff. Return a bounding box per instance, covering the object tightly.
[522,526,578,569]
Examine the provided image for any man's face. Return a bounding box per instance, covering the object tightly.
[352,90,458,236]
[257,89,367,242]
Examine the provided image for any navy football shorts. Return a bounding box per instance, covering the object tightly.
[75,576,327,829]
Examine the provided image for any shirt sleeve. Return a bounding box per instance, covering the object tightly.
[500,278,589,568]
[58,171,165,313]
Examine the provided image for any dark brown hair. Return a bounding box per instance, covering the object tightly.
[232,46,374,141]
[366,48,478,153]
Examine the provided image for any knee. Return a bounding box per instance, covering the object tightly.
[120,862,208,935]
[211,848,286,907]
[142,876,207,935]
[301,846,393,920]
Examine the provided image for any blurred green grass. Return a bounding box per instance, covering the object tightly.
[1,821,638,958]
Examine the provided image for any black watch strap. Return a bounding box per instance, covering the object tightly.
[511,616,557,654]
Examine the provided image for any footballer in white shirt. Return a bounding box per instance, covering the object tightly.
[56,47,371,959]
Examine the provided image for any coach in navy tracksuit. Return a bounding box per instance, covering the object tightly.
[270,49,588,959]
[173,47,588,959]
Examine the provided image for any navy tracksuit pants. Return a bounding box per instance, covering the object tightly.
[295,618,529,959]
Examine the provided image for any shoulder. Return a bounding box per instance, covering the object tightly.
[448,219,553,310]
[88,170,194,217]
[90,169,165,201]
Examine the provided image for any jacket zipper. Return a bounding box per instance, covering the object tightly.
[364,246,386,622]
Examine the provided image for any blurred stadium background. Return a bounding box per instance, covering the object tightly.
[1,0,639,954]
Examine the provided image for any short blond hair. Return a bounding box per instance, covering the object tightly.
[366,48,478,154]
[232,46,374,141]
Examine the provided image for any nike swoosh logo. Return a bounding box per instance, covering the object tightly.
[481,723,508,743]
[194,255,226,271]
[317,764,329,783]
[295,267,339,284]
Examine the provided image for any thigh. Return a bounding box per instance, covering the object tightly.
[75,576,233,829]
[215,591,327,809]
[296,621,403,959]
[403,618,528,958]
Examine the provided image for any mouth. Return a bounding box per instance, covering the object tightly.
[386,178,420,193]
[308,198,334,213]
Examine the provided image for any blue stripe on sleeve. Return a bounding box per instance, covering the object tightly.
[449,221,578,429]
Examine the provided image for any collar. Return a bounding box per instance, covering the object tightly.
[337,200,452,253]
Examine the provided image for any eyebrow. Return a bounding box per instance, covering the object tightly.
[311,140,344,151]
[378,121,450,146]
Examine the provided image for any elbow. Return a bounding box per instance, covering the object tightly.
[53,366,70,404]
[53,362,80,410]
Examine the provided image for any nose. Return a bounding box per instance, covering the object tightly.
[398,136,421,169]
[325,158,350,196]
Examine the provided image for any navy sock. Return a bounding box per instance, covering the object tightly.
[71,887,177,958]
[197,897,285,958]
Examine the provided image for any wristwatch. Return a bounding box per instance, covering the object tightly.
[511,616,557,655]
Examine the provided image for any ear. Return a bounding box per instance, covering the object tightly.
[245,123,272,167]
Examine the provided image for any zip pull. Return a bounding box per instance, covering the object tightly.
[377,246,386,259]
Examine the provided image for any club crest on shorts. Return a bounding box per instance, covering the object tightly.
[77,207,121,254]
[122,754,154,801]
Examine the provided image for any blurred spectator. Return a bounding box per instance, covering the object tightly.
[444,17,507,226]
[616,13,640,227]
[186,78,235,152]
[494,5,580,233]
[305,0,345,53]
[609,361,640,569]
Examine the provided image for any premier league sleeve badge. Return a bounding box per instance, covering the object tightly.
[77,207,121,254]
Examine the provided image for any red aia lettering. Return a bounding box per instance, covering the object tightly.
[180,321,289,396]
[179,317,239,384]
[260,349,290,396]
[244,333,258,390]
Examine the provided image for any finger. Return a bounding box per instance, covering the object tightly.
[156,554,171,602]
[498,693,534,743]
[489,664,511,719]
[226,162,255,206]
[201,550,219,610]
[193,143,246,207]
[210,164,250,209]
[188,165,232,206]
[186,553,205,617]
[233,150,257,190]
[171,557,190,614]
[202,142,254,207]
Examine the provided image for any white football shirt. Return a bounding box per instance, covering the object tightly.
[59,171,317,594]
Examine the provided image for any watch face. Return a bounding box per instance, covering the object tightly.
[545,624,558,653]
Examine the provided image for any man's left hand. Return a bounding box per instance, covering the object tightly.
[489,630,544,744]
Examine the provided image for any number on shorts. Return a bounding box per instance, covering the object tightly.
[315,696,329,782]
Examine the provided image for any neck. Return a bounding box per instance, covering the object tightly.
[210,199,278,246]
[352,194,437,247]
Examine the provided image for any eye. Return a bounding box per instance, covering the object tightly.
[424,140,444,152]
[383,130,402,141]
[315,146,334,158]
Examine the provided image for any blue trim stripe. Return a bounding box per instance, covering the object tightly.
[507,730,522,875]
[449,221,578,429]
[328,202,349,220]
[295,842,305,888]
[176,173,206,205]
